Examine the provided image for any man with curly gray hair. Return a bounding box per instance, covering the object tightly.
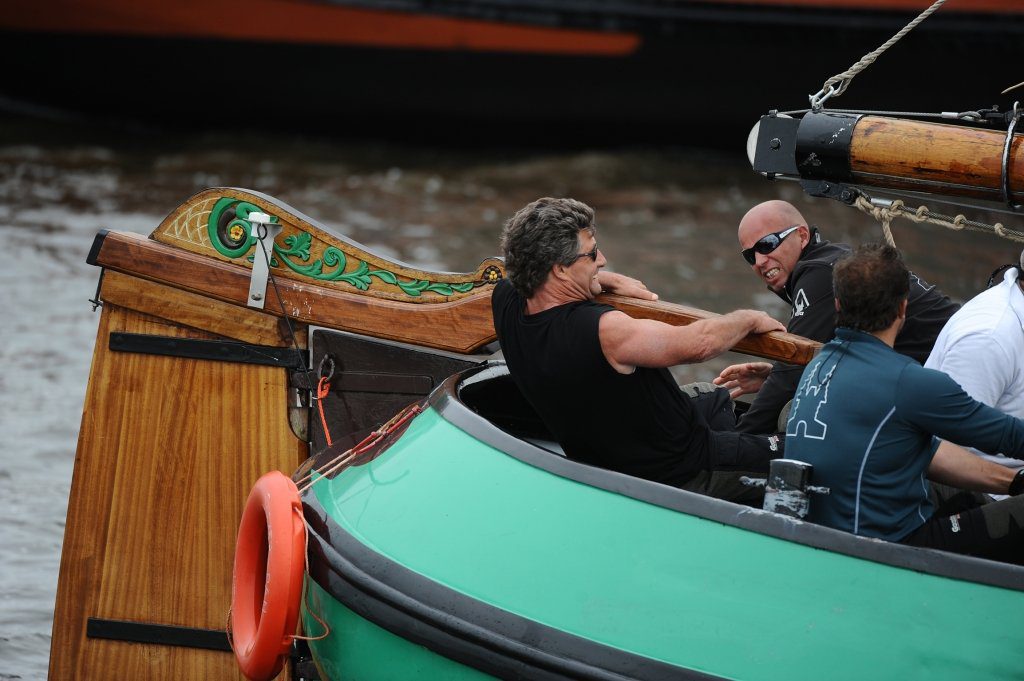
[493,197,786,504]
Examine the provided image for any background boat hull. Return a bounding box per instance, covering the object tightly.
[4,1,1022,145]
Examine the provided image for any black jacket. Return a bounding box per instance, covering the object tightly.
[736,229,960,434]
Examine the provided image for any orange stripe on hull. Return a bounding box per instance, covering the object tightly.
[712,0,1022,10]
[0,0,640,56]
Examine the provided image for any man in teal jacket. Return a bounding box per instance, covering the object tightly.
[785,243,1024,564]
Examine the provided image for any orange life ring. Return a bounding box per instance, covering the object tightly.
[231,471,306,681]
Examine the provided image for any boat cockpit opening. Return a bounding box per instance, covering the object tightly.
[457,364,567,457]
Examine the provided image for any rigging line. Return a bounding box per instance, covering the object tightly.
[295,403,422,494]
[809,0,947,110]
[256,230,317,393]
[851,194,1024,245]
[292,506,331,643]
[778,108,984,121]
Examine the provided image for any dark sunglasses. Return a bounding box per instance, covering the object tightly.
[741,225,801,265]
[569,244,599,264]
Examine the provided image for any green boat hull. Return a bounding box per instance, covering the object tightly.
[303,579,494,681]
[300,367,1024,680]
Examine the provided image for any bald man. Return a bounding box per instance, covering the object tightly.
[715,200,959,434]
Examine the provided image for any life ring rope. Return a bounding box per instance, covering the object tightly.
[291,506,330,643]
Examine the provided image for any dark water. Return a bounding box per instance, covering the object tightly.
[0,114,1018,679]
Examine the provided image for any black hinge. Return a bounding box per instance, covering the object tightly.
[86,617,230,652]
[109,333,305,370]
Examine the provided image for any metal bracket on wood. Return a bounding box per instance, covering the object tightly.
[247,212,283,310]
[800,179,860,205]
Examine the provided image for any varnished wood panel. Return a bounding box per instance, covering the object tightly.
[95,231,498,354]
[101,270,302,347]
[50,303,304,680]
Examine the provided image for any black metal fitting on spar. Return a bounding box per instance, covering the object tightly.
[747,110,864,206]
[748,111,859,182]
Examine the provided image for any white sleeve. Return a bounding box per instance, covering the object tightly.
[929,333,1012,409]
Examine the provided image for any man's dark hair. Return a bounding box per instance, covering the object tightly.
[500,197,595,297]
[833,243,910,333]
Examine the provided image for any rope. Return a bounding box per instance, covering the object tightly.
[226,608,235,655]
[255,226,318,411]
[852,194,1024,245]
[810,0,947,109]
[292,505,331,643]
[854,197,899,247]
[778,107,985,122]
[296,403,423,495]
[1004,81,1024,96]
[316,377,333,447]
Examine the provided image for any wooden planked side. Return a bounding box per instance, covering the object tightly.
[100,270,299,347]
[50,302,305,680]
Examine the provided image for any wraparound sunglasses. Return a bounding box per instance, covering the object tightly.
[741,225,801,265]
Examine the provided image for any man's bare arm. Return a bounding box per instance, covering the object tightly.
[927,440,1016,494]
[598,309,785,374]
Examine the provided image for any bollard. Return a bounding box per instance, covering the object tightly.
[742,459,830,519]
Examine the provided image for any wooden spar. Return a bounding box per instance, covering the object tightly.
[751,111,1024,205]
[848,116,1024,201]
[92,230,820,364]
[600,294,819,366]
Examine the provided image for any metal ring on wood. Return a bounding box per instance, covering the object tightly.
[318,354,335,381]
[1001,101,1021,210]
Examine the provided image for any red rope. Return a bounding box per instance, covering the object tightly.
[317,377,332,447]
[297,403,422,494]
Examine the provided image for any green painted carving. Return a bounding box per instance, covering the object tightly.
[208,197,281,259]
[397,280,477,297]
[275,233,399,291]
[207,198,493,298]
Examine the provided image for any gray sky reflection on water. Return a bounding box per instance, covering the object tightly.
[0,120,1019,679]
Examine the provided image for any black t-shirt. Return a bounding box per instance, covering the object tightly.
[737,232,961,434]
[491,279,710,486]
